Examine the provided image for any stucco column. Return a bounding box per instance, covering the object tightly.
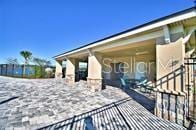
[156,38,185,92]
[87,53,103,92]
[155,37,187,124]
[55,60,63,78]
[65,58,79,86]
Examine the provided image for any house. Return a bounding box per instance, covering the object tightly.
[54,7,196,126]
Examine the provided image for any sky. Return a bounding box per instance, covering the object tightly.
[0,0,195,65]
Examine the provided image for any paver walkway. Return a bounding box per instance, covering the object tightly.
[39,98,185,130]
[0,76,185,130]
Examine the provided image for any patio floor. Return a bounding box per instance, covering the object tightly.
[0,76,185,130]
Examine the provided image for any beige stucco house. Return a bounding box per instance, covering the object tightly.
[54,7,196,125]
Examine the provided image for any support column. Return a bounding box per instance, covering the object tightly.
[55,60,63,78]
[155,37,187,125]
[65,58,79,86]
[87,52,103,92]
[156,38,185,91]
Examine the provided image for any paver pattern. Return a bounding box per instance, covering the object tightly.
[0,76,185,130]
[39,98,185,130]
[0,76,128,129]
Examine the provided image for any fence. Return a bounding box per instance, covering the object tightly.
[155,65,187,126]
[0,64,55,78]
[155,58,196,127]
[184,58,196,121]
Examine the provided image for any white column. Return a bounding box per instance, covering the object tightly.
[87,52,103,92]
[65,58,76,85]
[55,60,62,78]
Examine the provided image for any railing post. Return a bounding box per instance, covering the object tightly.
[41,66,43,78]
[175,95,178,123]
[0,65,2,75]
[160,79,162,89]
[173,71,176,91]
[12,64,15,76]
[161,92,164,118]
[22,65,24,77]
[187,59,190,118]
[166,76,169,90]
[5,64,8,76]
[168,94,171,121]
[193,60,196,120]
[34,65,36,78]
[180,65,184,92]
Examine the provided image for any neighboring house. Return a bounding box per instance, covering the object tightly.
[54,7,196,126]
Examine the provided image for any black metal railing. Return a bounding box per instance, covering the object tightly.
[155,65,185,92]
[154,58,196,125]
[184,58,196,120]
[157,90,187,126]
[154,65,186,126]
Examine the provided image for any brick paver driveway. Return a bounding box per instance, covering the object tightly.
[0,76,184,130]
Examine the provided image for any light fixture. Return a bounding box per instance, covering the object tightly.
[136,51,149,55]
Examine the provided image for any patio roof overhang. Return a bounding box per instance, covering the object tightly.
[54,7,196,60]
[100,39,156,57]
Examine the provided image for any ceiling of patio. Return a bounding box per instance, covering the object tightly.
[59,39,156,60]
[98,39,156,57]
[69,52,89,61]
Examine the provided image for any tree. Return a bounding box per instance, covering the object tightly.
[6,58,19,65]
[32,57,52,78]
[20,51,32,76]
[33,57,51,67]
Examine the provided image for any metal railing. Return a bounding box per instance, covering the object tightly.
[184,58,196,120]
[0,64,55,78]
[154,58,196,126]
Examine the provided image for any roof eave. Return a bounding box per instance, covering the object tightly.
[53,7,196,59]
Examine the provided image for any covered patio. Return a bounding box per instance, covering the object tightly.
[55,31,160,92]
[100,39,156,88]
[54,13,195,94]
[54,7,196,128]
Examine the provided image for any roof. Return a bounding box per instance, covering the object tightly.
[54,6,196,59]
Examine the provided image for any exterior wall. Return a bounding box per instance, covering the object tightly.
[155,25,196,126]
[156,38,185,91]
[55,60,62,78]
[155,29,189,126]
[102,54,156,81]
[54,15,196,127]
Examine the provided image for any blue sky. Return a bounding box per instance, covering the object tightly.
[0,0,194,64]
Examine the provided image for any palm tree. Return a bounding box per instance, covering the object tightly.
[20,51,32,76]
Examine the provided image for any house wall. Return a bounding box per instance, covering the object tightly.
[102,54,156,81]
[54,16,196,127]
[155,25,196,127]
[156,38,185,91]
